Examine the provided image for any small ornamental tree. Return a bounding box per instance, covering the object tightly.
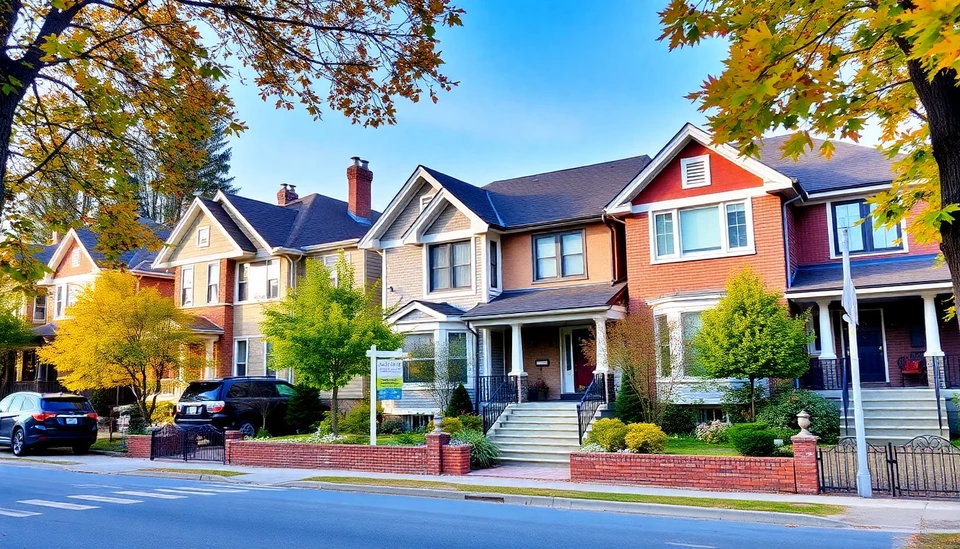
[37,271,200,421]
[260,253,401,436]
[692,268,812,420]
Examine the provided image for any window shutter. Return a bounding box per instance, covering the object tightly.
[680,155,711,188]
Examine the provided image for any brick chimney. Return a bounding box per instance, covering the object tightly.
[347,156,373,223]
[277,183,298,206]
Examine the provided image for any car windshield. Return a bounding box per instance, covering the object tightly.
[181,382,222,401]
[41,398,93,412]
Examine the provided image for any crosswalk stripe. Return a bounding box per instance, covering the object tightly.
[155,489,216,496]
[68,495,142,504]
[18,500,98,511]
[0,507,42,518]
[171,487,247,494]
[114,491,185,500]
[223,485,285,491]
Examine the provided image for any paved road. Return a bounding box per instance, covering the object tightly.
[0,464,906,549]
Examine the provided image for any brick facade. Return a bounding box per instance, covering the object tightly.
[176,259,235,377]
[126,435,151,459]
[632,142,764,204]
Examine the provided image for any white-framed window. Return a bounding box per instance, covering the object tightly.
[830,199,903,256]
[70,248,81,267]
[652,199,753,261]
[234,339,248,376]
[428,240,471,292]
[206,262,219,304]
[235,260,281,302]
[66,285,78,308]
[33,295,46,322]
[489,240,499,289]
[534,230,585,281]
[402,333,435,383]
[197,226,210,248]
[680,311,705,376]
[55,285,65,319]
[447,331,468,384]
[680,155,711,188]
[264,340,276,377]
[181,266,194,306]
[322,254,339,287]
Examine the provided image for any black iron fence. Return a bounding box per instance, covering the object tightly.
[150,424,225,463]
[480,375,517,434]
[939,355,960,389]
[577,374,606,444]
[799,357,850,391]
[818,436,960,498]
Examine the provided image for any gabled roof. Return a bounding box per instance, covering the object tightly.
[198,198,257,252]
[755,135,898,196]
[47,219,172,276]
[421,167,502,227]
[461,282,626,319]
[387,300,465,324]
[189,316,225,334]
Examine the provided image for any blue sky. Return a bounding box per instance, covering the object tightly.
[224,1,730,210]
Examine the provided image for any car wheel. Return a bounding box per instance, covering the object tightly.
[238,422,256,438]
[11,429,26,457]
[72,444,91,455]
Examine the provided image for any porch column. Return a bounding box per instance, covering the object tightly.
[508,322,527,402]
[592,316,613,403]
[480,328,492,377]
[204,339,215,380]
[815,300,837,360]
[922,293,944,388]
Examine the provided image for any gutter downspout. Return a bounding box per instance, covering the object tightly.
[601,212,626,286]
[782,193,802,290]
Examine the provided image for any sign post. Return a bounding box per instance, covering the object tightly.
[366,345,406,447]
[841,228,872,498]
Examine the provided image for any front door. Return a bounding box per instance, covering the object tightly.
[561,327,593,394]
[856,310,887,383]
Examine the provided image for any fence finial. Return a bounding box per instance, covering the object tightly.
[433,411,443,433]
[797,410,812,437]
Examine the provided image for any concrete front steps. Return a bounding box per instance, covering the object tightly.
[487,402,583,465]
[831,388,950,443]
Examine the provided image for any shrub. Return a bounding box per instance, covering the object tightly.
[695,420,729,444]
[127,406,146,435]
[285,384,328,433]
[88,389,114,417]
[579,442,606,453]
[585,418,629,452]
[624,423,668,454]
[253,428,272,440]
[452,429,500,469]
[614,382,645,424]
[150,401,176,426]
[458,414,482,432]
[338,400,384,435]
[426,416,463,435]
[445,384,474,416]
[727,423,777,457]
[755,388,840,444]
[388,432,426,446]
[379,417,407,435]
[659,405,696,435]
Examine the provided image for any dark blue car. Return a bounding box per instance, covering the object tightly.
[0,392,98,456]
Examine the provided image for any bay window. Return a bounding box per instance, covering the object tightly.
[534,230,585,281]
[653,200,752,260]
[680,312,705,376]
[429,240,471,292]
[831,199,902,255]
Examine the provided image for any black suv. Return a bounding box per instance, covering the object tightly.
[0,392,98,456]
[174,377,295,437]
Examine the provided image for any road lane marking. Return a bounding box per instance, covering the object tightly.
[155,489,217,496]
[18,500,98,511]
[171,487,247,493]
[114,491,185,499]
[0,507,41,517]
[665,543,715,549]
[68,495,142,504]
[213,485,283,491]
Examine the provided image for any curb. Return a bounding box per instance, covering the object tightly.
[284,481,852,529]
[115,470,240,483]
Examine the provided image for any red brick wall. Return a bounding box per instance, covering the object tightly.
[792,202,940,266]
[227,440,429,473]
[625,194,787,308]
[137,276,174,299]
[633,142,764,205]
[126,435,151,458]
[569,452,800,493]
[176,260,235,377]
[442,444,472,475]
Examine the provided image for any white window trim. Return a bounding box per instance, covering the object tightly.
[422,237,476,299]
[652,300,716,382]
[649,198,756,265]
[533,229,587,282]
[206,262,220,304]
[680,154,711,189]
[825,200,910,260]
[54,285,65,320]
[197,226,211,248]
[263,340,276,378]
[181,266,194,307]
[33,295,46,322]
[488,236,502,294]
[397,326,475,388]
[234,258,283,305]
[70,248,81,267]
[234,338,249,377]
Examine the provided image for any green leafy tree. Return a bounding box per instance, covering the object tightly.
[692,268,811,420]
[659,1,960,303]
[261,253,401,436]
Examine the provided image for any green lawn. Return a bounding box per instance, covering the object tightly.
[906,533,960,549]
[91,438,126,452]
[141,468,247,477]
[301,476,845,517]
[664,436,739,456]
[952,439,960,451]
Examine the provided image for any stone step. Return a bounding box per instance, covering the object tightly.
[857,390,940,401]
[839,414,944,424]
[499,449,575,462]
[499,419,579,428]
[498,455,571,465]
[488,434,579,444]
[491,438,581,449]
[507,410,576,418]
[489,428,580,438]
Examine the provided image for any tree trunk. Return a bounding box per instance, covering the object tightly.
[908,64,960,309]
[0,92,21,219]
[331,385,339,436]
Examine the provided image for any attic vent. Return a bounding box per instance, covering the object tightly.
[680,155,711,189]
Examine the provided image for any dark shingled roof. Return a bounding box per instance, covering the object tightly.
[220,193,381,250]
[31,242,58,265]
[756,135,898,195]
[200,198,257,253]
[462,282,626,319]
[189,316,224,334]
[410,300,466,317]
[484,156,652,228]
[32,322,58,338]
[74,219,172,275]
[421,167,502,226]
[788,254,950,293]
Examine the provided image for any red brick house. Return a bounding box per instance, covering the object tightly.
[606,123,954,442]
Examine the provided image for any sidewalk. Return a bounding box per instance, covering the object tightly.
[4,451,960,532]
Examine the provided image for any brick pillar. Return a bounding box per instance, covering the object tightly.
[224,430,243,464]
[425,432,450,475]
[791,434,820,494]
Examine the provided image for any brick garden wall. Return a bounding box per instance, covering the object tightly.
[127,435,151,459]
[227,440,429,473]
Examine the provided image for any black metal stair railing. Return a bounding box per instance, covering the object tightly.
[577,374,606,444]
[480,375,517,434]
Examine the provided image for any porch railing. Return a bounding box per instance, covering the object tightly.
[799,357,850,391]
[941,355,960,389]
[0,379,64,398]
[577,374,606,444]
[479,375,517,434]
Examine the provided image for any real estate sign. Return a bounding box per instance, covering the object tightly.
[376,359,403,401]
